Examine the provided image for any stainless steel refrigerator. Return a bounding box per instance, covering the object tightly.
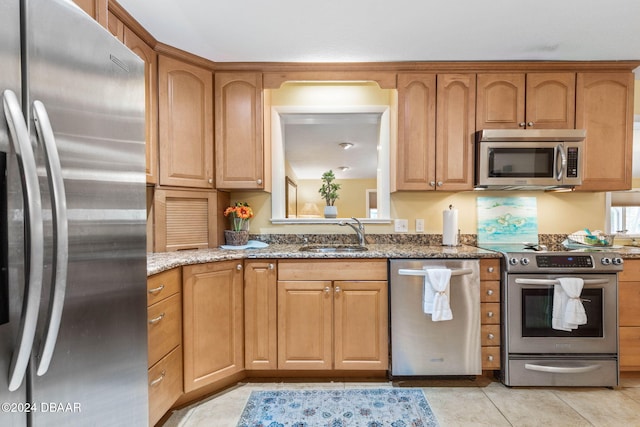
[1,0,148,425]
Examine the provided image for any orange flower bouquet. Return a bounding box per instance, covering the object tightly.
[224,202,254,232]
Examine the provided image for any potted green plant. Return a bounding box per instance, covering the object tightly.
[318,170,341,218]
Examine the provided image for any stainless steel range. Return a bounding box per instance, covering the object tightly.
[481,244,623,387]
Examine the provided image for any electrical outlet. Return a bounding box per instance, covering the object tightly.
[415,218,425,233]
[394,219,408,233]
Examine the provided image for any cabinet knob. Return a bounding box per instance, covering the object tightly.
[324,286,331,294]
[488,333,495,340]
[487,267,494,273]
[429,181,436,187]
[518,122,526,127]
[268,263,274,270]
[527,122,534,127]
[487,289,494,296]
[437,181,443,187]
[208,178,213,184]
[236,264,243,270]
[487,355,494,362]
[256,179,262,185]
[487,311,494,318]
[334,286,341,294]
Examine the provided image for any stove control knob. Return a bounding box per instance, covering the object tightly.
[509,257,519,266]
[601,257,611,265]
[520,258,530,265]
[612,257,624,266]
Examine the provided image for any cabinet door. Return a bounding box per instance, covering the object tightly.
[333,281,388,370]
[71,0,107,28]
[277,281,333,370]
[215,72,264,189]
[125,28,158,185]
[396,73,436,190]
[183,261,243,392]
[476,73,525,129]
[435,74,476,191]
[244,261,277,370]
[576,72,634,191]
[107,9,124,41]
[158,55,214,188]
[526,73,575,129]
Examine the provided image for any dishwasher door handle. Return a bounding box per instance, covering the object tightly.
[398,268,473,277]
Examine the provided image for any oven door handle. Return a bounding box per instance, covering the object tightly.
[514,278,609,286]
[524,362,602,374]
[398,268,473,277]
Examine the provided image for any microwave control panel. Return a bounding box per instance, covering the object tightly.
[566,147,579,178]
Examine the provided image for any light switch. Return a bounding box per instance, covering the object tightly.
[416,219,425,233]
[394,219,408,232]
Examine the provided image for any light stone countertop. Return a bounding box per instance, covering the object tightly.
[147,243,501,276]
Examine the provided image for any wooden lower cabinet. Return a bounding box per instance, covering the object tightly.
[147,268,183,426]
[277,260,388,371]
[618,259,640,370]
[244,261,278,369]
[480,259,501,370]
[183,261,244,392]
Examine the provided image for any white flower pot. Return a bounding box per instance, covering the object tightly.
[324,205,338,218]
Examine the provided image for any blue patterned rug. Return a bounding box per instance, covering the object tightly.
[236,388,439,427]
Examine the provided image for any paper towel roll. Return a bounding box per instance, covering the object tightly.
[442,207,458,246]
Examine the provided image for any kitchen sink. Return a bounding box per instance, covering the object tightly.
[299,245,368,253]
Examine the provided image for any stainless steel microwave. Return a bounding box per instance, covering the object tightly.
[475,129,586,190]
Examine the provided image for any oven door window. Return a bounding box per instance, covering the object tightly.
[522,288,604,337]
[488,147,555,178]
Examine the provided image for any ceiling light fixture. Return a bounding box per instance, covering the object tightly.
[339,142,354,150]
[338,166,350,171]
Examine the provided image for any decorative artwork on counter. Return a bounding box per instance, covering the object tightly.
[477,197,538,244]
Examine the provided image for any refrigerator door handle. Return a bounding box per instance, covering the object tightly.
[2,89,44,391]
[32,100,68,376]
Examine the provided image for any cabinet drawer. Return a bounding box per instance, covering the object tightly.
[481,346,501,370]
[148,268,181,306]
[149,345,183,427]
[480,280,500,303]
[481,302,500,325]
[480,259,500,281]
[278,259,387,281]
[148,293,182,367]
[481,324,501,346]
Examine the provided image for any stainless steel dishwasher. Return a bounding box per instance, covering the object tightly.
[389,259,481,377]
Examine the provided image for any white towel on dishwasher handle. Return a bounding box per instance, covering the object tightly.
[422,268,453,321]
[552,277,586,331]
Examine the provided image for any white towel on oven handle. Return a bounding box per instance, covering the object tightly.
[552,277,587,331]
[422,268,453,321]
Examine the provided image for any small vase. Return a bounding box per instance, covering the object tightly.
[324,205,338,218]
[224,230,249,246]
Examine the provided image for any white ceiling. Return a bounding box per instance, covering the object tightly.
[119,0,640,64]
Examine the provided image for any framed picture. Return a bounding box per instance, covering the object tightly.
[285,176,297,218]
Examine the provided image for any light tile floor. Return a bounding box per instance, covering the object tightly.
[163,373,640,427]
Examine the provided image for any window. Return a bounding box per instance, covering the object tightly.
[608,191,640,236]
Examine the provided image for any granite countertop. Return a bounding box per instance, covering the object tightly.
[147,243,501,276]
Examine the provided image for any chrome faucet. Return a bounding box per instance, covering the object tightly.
[339,217,366,246]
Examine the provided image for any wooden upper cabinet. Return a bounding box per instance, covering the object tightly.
[214,72,264,190]
[158,56,214,189]
[107,9,124,41]
[71,0,107,28]
[575,72,634,191]
[396,73,436,190]
[396,73,475,191]
[476,73,575,129]
[436,74,476,191]
[124,28,158,185]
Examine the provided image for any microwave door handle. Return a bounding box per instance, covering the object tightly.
[555,144,567,181]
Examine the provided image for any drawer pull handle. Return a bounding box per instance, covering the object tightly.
[149,313,165,324]
[148,284,165,294]
[149,370,166,387]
